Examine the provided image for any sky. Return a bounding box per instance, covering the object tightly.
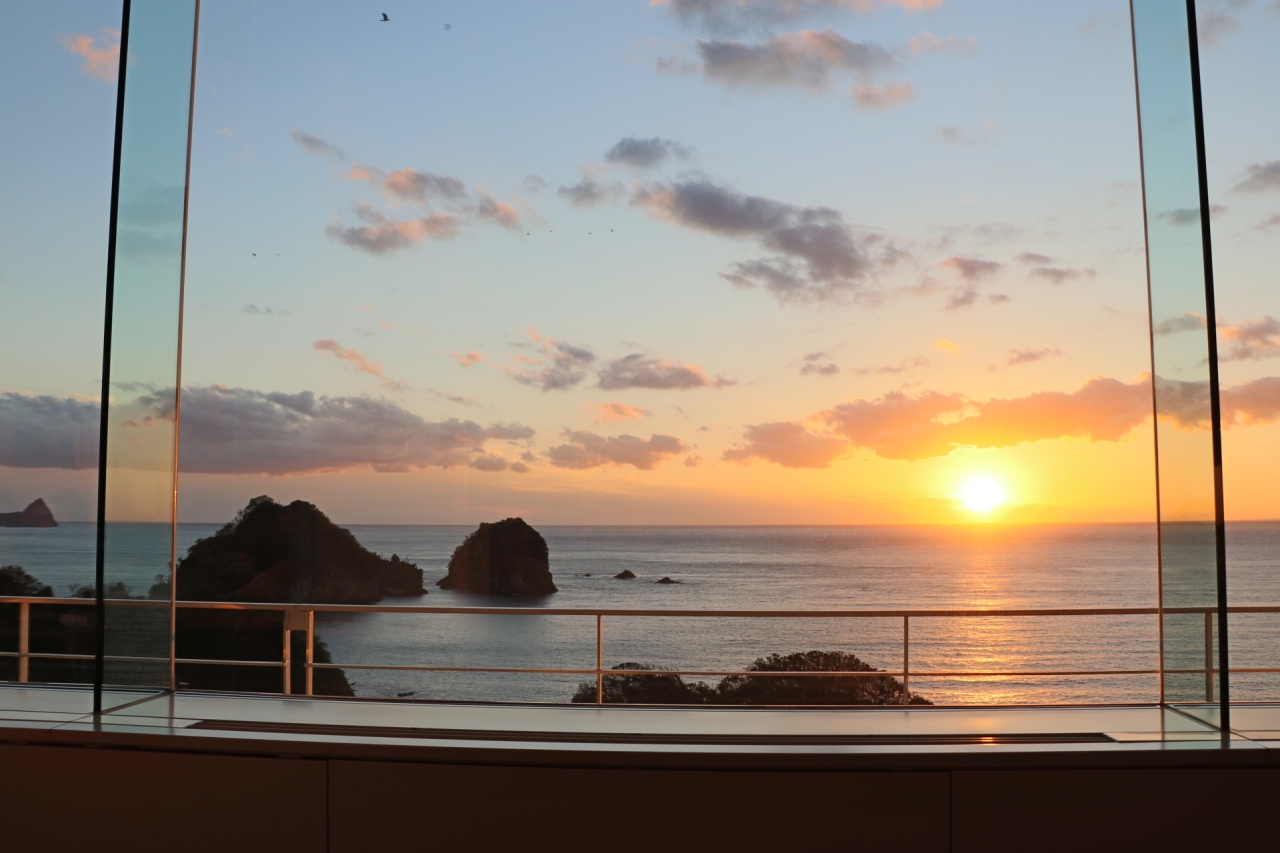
[1,0,1278,526]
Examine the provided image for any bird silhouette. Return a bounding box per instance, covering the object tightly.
[251,253,257,257]
[380,13,389,22]
[443,23,452,30]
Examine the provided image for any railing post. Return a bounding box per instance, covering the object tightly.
[282,619,292,696]
[305,609,314,697]
[596,614,604,705]
[18,602,30,684]
[902,615,910,705]
[1205,611,1214,702]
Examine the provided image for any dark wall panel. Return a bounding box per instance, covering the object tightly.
[330,760,950,852]
[0,744,327,852]
[953,768,1280,852]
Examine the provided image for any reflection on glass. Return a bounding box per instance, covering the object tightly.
[1131,0,1226,707]
[99,0,199,689]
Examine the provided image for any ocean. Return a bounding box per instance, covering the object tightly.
[3,521,1278,705]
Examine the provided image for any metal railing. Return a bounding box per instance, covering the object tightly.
[2,597,1278,704]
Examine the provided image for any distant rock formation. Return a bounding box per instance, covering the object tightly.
[177,496,425,605]
[0,499,57,528]
[437,517,557,595]
[572,651,932,706]
[613,570,636,579]
[655,576,682,584]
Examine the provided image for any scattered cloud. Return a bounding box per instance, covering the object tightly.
[934,338,960,354]
[324,203,459,254]
[800,351,840,375]
[546,430,687,470]
[523,174,549,194]
[313,339,405,391]
[1256,213,1280,232]
[242,304,290,317]
[1014,252,1052,265]
[474,193,522,229]
[0,393,100,469]
[1220,315,1280,361]
[290,130,345,160]
[598,353,736,390]
[852,81,915,109]
[908,32,976,56]
[59,29,120,83]
[854,355,930,375]
[557,177,623,208]
[1029,266,1097,285]
[945,286,979,310]
[381,168,467,203]
[451,351,486,368]
[686,29,896,91]
[1153,312,1206,336]
[650,0,945,33]
[469,454,511,472]
[1157,204,1228,226]
[1197,9,1240,47]
[1004,347,1062,367]
[632,178,885,303]
[604,136,693,169]
[508,329,596,391]
[723,421,849,468]
[1233,161,1280,194]
[935,126,980,146]
[595,402,652,423]
[939,256,1002,281]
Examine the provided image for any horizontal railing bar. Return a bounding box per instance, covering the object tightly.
[6,596,1280,618]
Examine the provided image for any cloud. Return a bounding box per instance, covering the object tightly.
[852,81,915,109]
[546,430,687,470]
[934,338,960,354]
[1220,315,1280,361]
[313,339,406,391]
[1029,266,1096,285]
[0,387,533,475]
[324,203,459,254]
[689,29,896,91]
[800,351,840,375]
[632,178,880,303]
[243,304,291,317]
[557,177,622,208]
[1153,312,1207,336]
[651,0,944,33]
[988,293,1011,304]
[945,286,979,310]
[382,168,467,203]
[853,355,929,375]
[469,454,510,472]
[290,130,345,160]
[1256,213,1280,232]
[723,421,849,468]
[59,29,120,83]
[1015,252,1052,265]
[940,256,1002,281]
[474,193,522,229]
[1005,347,1062,366]
[595,402,652,423]
[1157,204,1228,226]
[597,353,735,390]
[0,393,100,469]
[604,137,693,169]
[451,351,485,367]
[523,174,549,194]
[935,126,979,145]
[1233,161,1280,194]
[509,329,596,391]
[1197,9,1240,47]
[908,32,977,56]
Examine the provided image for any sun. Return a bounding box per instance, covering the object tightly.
[958,474,1007,513]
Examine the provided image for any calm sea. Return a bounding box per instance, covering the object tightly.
[3,522,1278,705]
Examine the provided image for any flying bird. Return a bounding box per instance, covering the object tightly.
[444,23,452,30]
[380,13,389,22]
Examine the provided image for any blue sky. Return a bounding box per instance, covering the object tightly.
[1,0,1278,525]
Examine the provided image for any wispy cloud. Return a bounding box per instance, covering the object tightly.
[59,29,120,83]
[508,329,596,392]
[852,81,914,109]
[1220,315,1280,361]
[1153,312,1206,336]
[724,421,850,468]
[546,430,687,470]
[800,351,840,375]
[594,402,652,423]
[313,339,405,391]
[632,178,891,304]
[908,32,976,56]
[597,353,736,390]
[686,29,896,91]
[1004,347,1062,367]
[650,0,944,33]
[324,204,459,254]
[1156,204,1228,226]
[451,351,486,368]
[1029,266,1096,285]
[604,136,693,169]
[290,129,345,160]
[1233,160,1280,194]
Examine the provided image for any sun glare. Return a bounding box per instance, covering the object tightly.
[959,475,1007,513]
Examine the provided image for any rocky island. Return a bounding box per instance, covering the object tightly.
[0,498,57,528]
[437,517,557,595]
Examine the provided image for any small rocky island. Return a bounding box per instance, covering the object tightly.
[0,498,57,528]
[437,517,557,595]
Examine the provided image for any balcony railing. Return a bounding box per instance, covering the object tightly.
[2,597,1276,704]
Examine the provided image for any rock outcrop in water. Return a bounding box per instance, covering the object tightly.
[0,498,57,528]
[572,650,932,706]
[437,517,557,595]
[177,496,425,604]
[614,570,636,580]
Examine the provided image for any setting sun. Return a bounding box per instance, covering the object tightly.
[958,475,1008,513]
